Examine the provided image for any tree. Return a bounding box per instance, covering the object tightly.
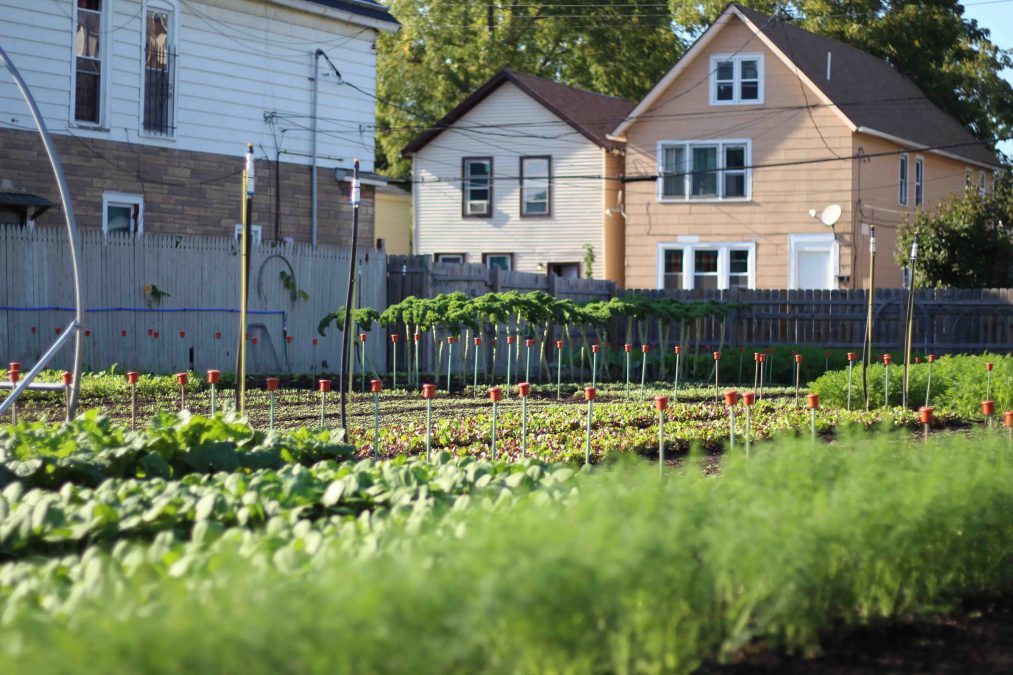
[672,1,1013,158]
[896,175,1013,288]
[375,0,684,177]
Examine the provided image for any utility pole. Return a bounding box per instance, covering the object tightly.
[235,144,254,413]
[339,159,361,430]
[861,225,876,410]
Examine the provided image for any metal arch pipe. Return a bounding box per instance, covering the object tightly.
[0,43,84,416]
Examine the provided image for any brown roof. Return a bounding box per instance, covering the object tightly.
[733,4,999,167]
[401,69,634,156]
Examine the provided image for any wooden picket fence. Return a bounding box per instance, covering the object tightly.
[0,228,386,374]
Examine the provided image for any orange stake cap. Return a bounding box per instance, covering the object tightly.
[674,345,682,354]
[794,354,802,363]
[506,335,516,345]
[742,391,755,406]
[207,369,220,384]
[127,371,139,385]
[488,386,502,402]
[62,371,73,386]
[724,390,739,406]
[1004,410,1013,428]
[642,344,650,353]
[9,362,20,373]
[413,332,421,342]
[847,352,857,361]
[176,372,189,386]
[556,339,564,349]
[584,386,597,401]
[517,382,530,397]
[8,370,19,383]
[982,400,995,416]
[359,333,367,342]
[525,338,535,347]
[474,337,482,346]
[915,357,922,364]
[882,354,891,365]
[422,383,436,399]
[986,362,994,371]
[927,354,935,363]
[318,379,332,393]
[591,344,600,353]
[759,354,766,363]
[753,352,761,361]
[807,392,820,409]
[713,351,721,361]
[266,377,279,392]
[391,334,399,343]
[654,395,668,411]
[370,379,383,394]
[624,343,632,353]
[919,406,934,425]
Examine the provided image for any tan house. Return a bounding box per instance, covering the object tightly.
[609,3,1000,290]
[403,70,632,283]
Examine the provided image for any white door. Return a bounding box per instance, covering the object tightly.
[789,234,838,290]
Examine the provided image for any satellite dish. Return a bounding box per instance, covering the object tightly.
[819,204,842,228]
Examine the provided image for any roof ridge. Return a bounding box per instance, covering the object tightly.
[502,69,635,104]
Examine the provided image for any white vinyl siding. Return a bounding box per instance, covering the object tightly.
[412,82,605,278]
[0,0,381,172]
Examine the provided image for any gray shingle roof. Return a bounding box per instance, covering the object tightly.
[303,0,399,27]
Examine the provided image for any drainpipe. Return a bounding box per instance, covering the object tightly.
[311,49,323,247]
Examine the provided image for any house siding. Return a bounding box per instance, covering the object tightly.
[623,19,854,290]
[412,82,606,277]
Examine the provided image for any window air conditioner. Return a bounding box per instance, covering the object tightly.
[466,200,489,215]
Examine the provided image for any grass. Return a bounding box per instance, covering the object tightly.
[2,429,1011,673]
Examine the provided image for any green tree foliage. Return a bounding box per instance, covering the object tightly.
[896,175,1013,288]
[375,0,684,176]
[672,1,1012,155]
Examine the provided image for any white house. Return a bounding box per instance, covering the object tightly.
[402,69,633,284]
[0,0,399,246]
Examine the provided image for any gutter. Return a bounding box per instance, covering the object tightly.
[855,126,1000,171]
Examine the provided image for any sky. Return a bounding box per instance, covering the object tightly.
[963,0,1013,156]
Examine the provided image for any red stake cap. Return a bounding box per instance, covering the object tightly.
[754,352,761,361]
[414,332,421,342]
[215,331,222,339]
[360,333,367,342]
[84,329,91,337]
[153,331,159,338]
[54,327,61,335]
[475,337,482,346]
[807,392,820,409]
[525,338,535,347]
[982,400,995,416]
[179,331,185,338]
[147,329,153,336]
[919,406,934,425]
[517,382,531,397]
[1005,410,1013,428]
[584,386,597,401]
[251,337,258,346]
[986,362,994,371]
[556,339,564,349]
[654,395,669,411]
[724,390,739,406]
[266,377,280,392]
[824,351,830,358]
[882,354,892,365]
[847,352,857,361]
[121,330,127,337]
[759,354,766,363]
[447,336,455,345]
[591,344,600,353]
[642,344,650,353]
[312,338,318,346]
[915,357,922,364]
[127,371,139,384]
[176,372,189,386]
[62,371,72,386]
[207,369,221,384]
[8,362,20,373]
[30,326,36,333]
[928,354,935,363]
[318,379,332,393]
[742,391,755,406]
[624,343,632,353]
[506,336,516,345]
[422,383,436,399]
[794,354,802,363]
[370,379,383,394]
[488,386,502,402]
[8,370,18,383]
[391,334,399,343]
[713,351,721,361]
[286,336,293,344]
[674,345,682,354]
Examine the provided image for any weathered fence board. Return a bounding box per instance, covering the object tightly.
[0,228,386,374]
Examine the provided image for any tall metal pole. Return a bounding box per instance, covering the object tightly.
[310,49,323,247]
[339,160,361,430]
[862,226,876,410]
[235,144,254,413]
[0,44,84,416]
[902,237,918,407]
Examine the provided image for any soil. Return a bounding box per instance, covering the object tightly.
[703,595,1013,674]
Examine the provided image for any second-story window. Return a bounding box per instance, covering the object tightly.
[74,0,103,124]
[144,5,176,136]
[979,172,987,195]
[898,154,909,206]
[914,157,924,207]
[520,156,550,216]
[711,54,763,105]
[462,157,492,217]
[659,140,750,201]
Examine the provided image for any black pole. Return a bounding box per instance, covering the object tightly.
[902,236,919,406]
[861,225,876,410]
[339,159,361,430]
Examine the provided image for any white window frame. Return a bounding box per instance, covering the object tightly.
[655,241,756,290]
[234,223,263,245]
[709,53,764,105]
[462,157,492,217]
[435,253,465,263]
[70,0,112,129]
[102,192,144,236]
[483,253,513,271]
[979,171,987,196]
[898,154,909,206]
[914,156,924,207]
[657,139,751,203]
[788,233,839,290]
[139,0,180,139]
[519,156,551,217]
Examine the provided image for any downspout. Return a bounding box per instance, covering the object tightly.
[311,49,323,247]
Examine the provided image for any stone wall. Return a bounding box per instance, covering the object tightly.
[0,127,374,247]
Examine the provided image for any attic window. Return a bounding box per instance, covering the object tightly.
[710,54,763,105]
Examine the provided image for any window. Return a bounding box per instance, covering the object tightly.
[520,156,550,216]
[74,0,104,124]
[143,3,176,136]
[898,154,908,206]
[710,54,763,105]
[483,253,512,271]
[103,193,143,236]
[979,172,987,196]
[965,169,973,190]
[658,140,750,201]
[375,238,385,250]
[435,253,465,263]
[914,157,924,207]
[657,242,754,290]
[233,223,263,245]
[462,157,492,217]
[662,248,683,289]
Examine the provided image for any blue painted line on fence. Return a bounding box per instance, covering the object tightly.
[0,306,285,316]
